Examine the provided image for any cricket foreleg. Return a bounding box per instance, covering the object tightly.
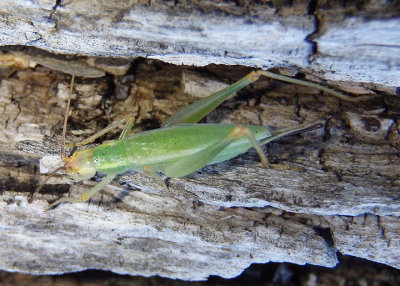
[71,116,136,147]
[45,173,116,211]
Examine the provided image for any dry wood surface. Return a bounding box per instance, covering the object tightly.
[0,0,399,281]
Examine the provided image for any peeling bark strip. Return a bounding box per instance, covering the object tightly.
[0,1,399,87]
[0,197,338,279]
[0,0,399,281]
[326,215,400,269]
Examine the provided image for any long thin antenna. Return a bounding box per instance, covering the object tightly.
[61,75,75,159]
[32,75,75,203]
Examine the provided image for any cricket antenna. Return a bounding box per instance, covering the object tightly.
[61,75,75,160]
[32,75,75,202]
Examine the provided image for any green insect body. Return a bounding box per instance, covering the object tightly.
[76,124,270,178]
[40,70,369,210]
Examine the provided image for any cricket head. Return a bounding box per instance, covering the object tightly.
[63,149,96,181]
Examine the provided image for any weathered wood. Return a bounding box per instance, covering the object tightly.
[0,0,399,281]
[0,56,399,279]
[0,1,399,87]
[326,214,400,269]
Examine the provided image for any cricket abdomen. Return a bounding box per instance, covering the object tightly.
[92,124,272,176]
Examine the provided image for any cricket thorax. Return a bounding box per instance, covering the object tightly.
[64,149,96,181]
[92,140,131,174]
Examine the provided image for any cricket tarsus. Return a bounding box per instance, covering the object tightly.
[40,69,368,210]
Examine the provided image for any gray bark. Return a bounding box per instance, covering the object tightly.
[0,0,399,281]
[0,0,399,87]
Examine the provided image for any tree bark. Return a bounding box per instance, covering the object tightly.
[0,0,399,87]
[0,0,399,281]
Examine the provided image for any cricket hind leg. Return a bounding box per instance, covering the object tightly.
[256,119,326,171]
[162,72,258,127]
[163,69,371,128]
[252,70,373,102]
[163,126,272,178]
[223,126,295,171]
